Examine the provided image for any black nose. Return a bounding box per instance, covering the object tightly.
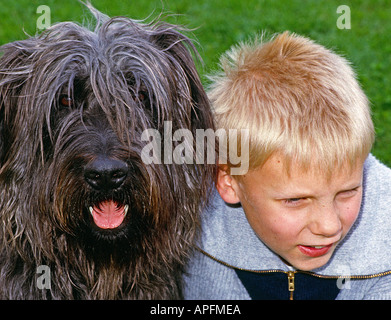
[84,157,128,191]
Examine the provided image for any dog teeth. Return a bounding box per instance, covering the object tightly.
[88,205,128,216]
[123,205,129,217]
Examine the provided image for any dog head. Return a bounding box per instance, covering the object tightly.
[0,7,215,261]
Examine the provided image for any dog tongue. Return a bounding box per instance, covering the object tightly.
[91,201,125,229]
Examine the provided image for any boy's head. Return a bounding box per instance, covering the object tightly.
[210,31,374,176]
[212,32,374,271]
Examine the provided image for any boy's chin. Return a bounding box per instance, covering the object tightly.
[283,248,335,272]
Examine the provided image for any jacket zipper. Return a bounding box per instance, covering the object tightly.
[198,248,391,300]
[287,271,295,300]
[285,269,391,300]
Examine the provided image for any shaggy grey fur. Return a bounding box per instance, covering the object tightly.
[0,4,215,299]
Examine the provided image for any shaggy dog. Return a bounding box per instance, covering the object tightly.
[0,5,215,299]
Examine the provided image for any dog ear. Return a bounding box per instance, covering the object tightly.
[0,41,32,166]
[0,102,4,165]
[0,99,13,167]
[150,26,218,195]
[0,76,11,166]
[0,88,13,167]
[151,26,214,131]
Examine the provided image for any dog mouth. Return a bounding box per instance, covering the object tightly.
[88,200,129,229]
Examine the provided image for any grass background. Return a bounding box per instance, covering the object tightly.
[1,0,390,166]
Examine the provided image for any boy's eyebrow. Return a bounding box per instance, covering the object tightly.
[337,183,362,193]
[274,192,314,200]
[273,183,363,199]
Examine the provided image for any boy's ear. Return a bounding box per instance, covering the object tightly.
[216,166,241,204]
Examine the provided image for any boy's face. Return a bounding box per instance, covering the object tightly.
[218,154,364,271]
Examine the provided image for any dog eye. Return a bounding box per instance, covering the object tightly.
[138,92,145,101]
[132,92,147,103]
[59,95,73,107]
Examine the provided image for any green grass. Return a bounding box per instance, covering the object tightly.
[1,0,391,166]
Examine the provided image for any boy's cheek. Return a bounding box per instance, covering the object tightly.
[341,205,361,236]
[247,209,303,250]
[341,193,363,233]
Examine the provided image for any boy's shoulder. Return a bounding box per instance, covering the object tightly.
[362,153,391,193]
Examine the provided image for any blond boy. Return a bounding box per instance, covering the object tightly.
[184,32,391,299]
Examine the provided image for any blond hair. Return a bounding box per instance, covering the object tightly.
[209,32,374,176]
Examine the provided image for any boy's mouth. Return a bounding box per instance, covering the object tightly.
[298,243,333,257]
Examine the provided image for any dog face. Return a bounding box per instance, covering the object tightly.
[0,12,215,264]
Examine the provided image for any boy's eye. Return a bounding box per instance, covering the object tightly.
[283,198,305,207]
[337,187,360,199]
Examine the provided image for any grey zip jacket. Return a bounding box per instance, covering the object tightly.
[184,154,391,299]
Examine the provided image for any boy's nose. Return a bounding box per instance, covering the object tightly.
[309,203,342,238]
